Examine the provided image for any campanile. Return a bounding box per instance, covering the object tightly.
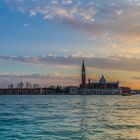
[81,60,86,87]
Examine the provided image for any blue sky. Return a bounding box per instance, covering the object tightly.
[0,1,93,56]
[0,0,140,89]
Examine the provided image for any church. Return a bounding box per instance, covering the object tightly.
[80,60,120,95]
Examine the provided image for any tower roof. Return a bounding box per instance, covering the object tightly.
[100,75,106,83]
[82,60,85,71]
[82,60,85,68]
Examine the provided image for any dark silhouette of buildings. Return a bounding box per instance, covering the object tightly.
[80,60,120,95]
[0,60,134,95]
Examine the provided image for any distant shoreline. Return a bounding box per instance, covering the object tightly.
[0,94,124,95]
[0,88,139,95]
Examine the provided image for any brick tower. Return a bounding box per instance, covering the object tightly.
[81,60,86,87]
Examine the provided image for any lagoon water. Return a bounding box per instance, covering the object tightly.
[0,95,140,140]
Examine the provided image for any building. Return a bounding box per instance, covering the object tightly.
[64,86,79,95]
[80,60,120,95]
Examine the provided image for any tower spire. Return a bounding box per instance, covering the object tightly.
[82,59,85,68]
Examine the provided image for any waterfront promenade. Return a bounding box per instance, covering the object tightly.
[0,88,139,95]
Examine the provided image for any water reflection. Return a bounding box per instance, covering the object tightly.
[78,96,89,139]
[75,95,140,140]
[0,95,140,140]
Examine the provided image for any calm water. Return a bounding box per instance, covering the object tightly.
[0,95,140,140]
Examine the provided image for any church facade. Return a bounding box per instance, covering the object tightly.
[80,60,120,95]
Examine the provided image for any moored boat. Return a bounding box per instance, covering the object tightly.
[122,93,132,96]
[120,87,131,96]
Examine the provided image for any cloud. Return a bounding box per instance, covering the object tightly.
[62,0,73,5]
[23,23,29,27]
[0,72,79,88]
[3,0,140,41]
[1,55,140,72]
[131,77,140,80]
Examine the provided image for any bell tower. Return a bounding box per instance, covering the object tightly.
[81,60,86,87]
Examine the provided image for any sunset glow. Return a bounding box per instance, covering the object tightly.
[0,0,140,89]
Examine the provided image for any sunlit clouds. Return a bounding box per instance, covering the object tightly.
[1,55,140,72]
[4,0,140,38]
[3,0,140,56]
[0,0,140,88]
[0,72,79,88]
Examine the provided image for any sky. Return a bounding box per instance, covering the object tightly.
[0,0,140,89]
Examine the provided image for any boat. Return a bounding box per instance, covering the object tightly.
[120,87,131,96]
[122,93,132,96]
